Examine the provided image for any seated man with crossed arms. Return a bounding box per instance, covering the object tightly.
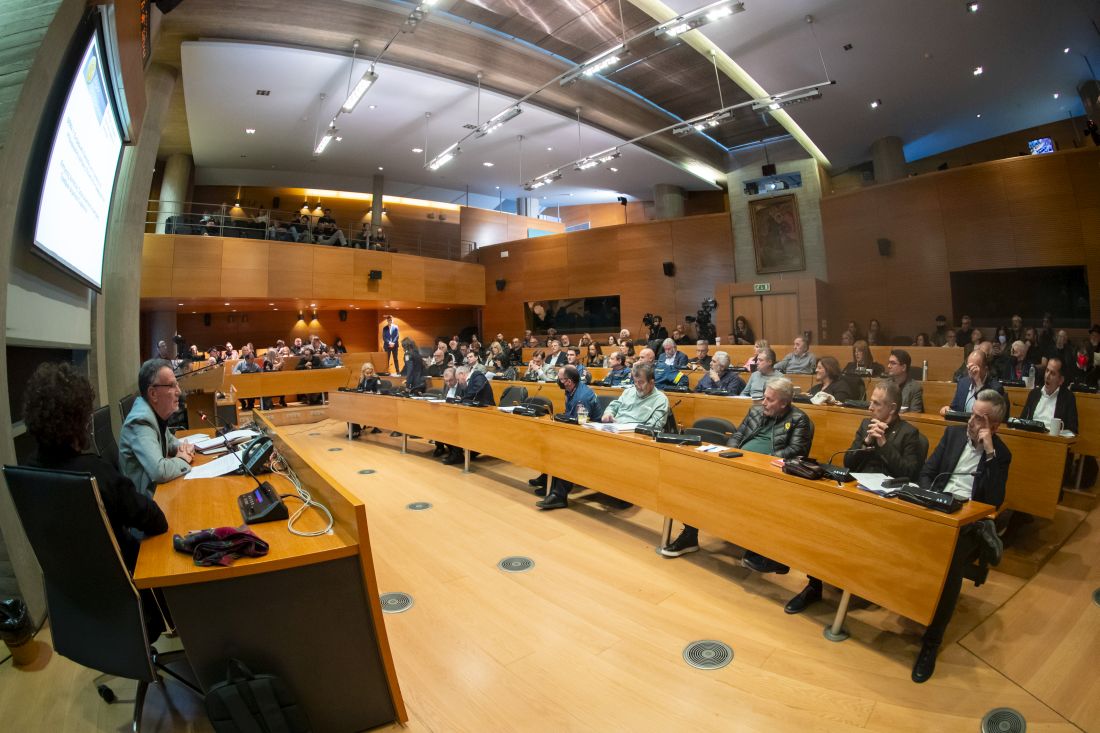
[661,377,813,558]
[693,351,745,394]
[782,380,926,614]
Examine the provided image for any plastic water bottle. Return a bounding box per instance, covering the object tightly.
[715,336,721,346]
[1028,363,1036,389]
[577,403,588,425]
[921,360,928,381]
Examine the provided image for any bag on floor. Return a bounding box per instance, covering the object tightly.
[205,659,311,733]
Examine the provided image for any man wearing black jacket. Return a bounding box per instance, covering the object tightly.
[785,380,927,615]
[441,366,496,466]
[912,389,1011,684]
[1019,357,1078,433]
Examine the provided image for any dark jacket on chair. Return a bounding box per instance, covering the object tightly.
[1019,386,1078,434]
[918,426,1011,507]
[729,405,814,459]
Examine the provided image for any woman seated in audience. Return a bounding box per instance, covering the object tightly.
[224,342,240,360]
[586,342,603,367]
[913,332,930,347]
[296,214,314,243]
[23,362,169,638]
[332,336,348,354]
[808,356,854,404]
[840,330,855,346]
[991,326,1009,359]
[620,338,636,357]
[484,341,508,374]
[732,315,755,345]
[578,333,592,348]
[845,320,861,341]
[744,339,769,371]
[350,362,383,438]
[606,335,618,349]
[866,318,883,345]
[844,339,884,376]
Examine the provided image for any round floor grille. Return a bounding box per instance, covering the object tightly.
[358,469,376,475]
[1093,587,1100,607]
[309,432,321,436]
[407,502,432,511]
[327,447,342,452]
[380,592,414,613]
[498,556,535,573]
[981,708,1026,733]
[682,640,733,670]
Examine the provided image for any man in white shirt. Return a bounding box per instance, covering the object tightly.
[1019,357,1079,433]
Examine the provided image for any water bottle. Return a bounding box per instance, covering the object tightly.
[921,359,928,381]
[715,336,721,346]
[1027,363,1036,389]
[576,403,588,425]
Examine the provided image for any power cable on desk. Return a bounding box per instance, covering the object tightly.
[269,450,335,537]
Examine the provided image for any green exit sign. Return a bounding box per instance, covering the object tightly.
[753,283,771,293]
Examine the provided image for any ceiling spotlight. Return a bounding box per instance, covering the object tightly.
[427,143,459,170]
[972,65,983,75]
[483,161,494,167]
[412,147,423,153]
[341,69,379,113]
[966,2,979,12]
[1064,47,1071,53]
[870,99,882,109]
[609,167,619,172]
[655,0,745,38]
[378,166,384,171]
[368,104,377,110]
[546,147,553,151]
[245,128,256,134]
[335,136,343,142]
[314,123,337,155]
[560,44,624,84]
[1053,92,1060,99]
[976,113,982,118]
[751,88,822,111]
[474,106,522,138]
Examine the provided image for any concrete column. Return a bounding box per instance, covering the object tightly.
[148,310,178,359]
[653,183,685,219]
[370,173,384,237]
[155,152,193,232]
[104,64,178,430]
[871,136,907,184]
[516,197,540,217]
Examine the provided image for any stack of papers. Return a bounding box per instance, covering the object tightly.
[192,429,259,454]
[582,422,641,433]
[185,447,248,480]
[852,472,913,496]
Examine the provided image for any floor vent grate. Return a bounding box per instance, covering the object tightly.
[981,708,1026,733]
[407,502,432,511]
[682,640,733,670]
[380,592,414,614]
[498,556,535,573]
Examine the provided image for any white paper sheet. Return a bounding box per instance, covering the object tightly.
[185,448,247,480]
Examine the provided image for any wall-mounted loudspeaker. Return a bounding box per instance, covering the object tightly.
[662,261,675,277]
[495,279,506,292]
[272,196,280,210]
[877,238,892,257]
[368,270,383,280]
[339,310,347,321]
[762,163,777,177]
[203,313,211,326]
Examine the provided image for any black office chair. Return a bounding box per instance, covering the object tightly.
[916,431,929,463]
[844,374,867,401]
[90,405,121,471]
[499,385,528,407]
[1,465,200,731]
[596,394,616,415]
[378,379,395,395]
[119,393,138,422]
[684,417,737,445]
[524,396,554,415]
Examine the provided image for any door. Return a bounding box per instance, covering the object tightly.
[730,293,800,345]
[731,296,763,343]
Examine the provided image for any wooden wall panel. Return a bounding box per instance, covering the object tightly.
[352,252,392,301]
[821,148,1100,342]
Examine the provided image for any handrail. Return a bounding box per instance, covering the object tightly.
[146,200,474,261]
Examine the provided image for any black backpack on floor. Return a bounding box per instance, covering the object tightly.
[205,659,311,733]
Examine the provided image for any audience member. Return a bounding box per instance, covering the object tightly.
[913,333,930,347]
[886,348,924,412]
[658,338,688,369]
[998,340,1031,382]
[233,351,262,410]
[1019,357,1078,433]
[534,365,606,510]
[647,315,669,343]
[844,340,884,376]
[585,342,603,367]
[775,336,817,374]
[119,359,195,496]
[401,337,426,394]
[744,347,780,399]
[957,314,974,345]
[332,337,347,354]
[601,351,631,386]
[509,338,525,366]
[563,347,589,384]
[689,340,712,371]
[930,315,949,346]
[427,349,449,377]
[808,356,853,404]
[694,351,744,394]
[545,339,567,367]
[523,351,548,382]
[866,319,883,346]
[732,315,755,345]
[942,350,1005,414]
[942,329,958,348]
[1006,314,1025,345]
[320,347,342,368]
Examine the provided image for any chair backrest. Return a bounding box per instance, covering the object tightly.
[844,374,867,401]
[692,417,737,437]
[1,465,156,682]
[524,396,553,413]
[13,430,37,465]
[378,379,394,394]
[119,393,138,422]
[684,427,728,444]
[916,431,930,466]
[499,385,528,407]
[90,405,120,470]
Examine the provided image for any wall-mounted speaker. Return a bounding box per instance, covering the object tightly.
[203,313,211,327]
[339,309,348,321]
[877,237,892,257]
[272,196,280,210]
[762,163,777,177]
[368,270,383,280]
[662,261,675,277]
[495,279,506,292]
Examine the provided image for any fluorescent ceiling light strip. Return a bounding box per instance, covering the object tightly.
[341,70,378,113]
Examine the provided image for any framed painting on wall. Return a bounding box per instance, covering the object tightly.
[748,194,805,274]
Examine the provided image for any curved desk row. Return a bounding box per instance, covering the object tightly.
[327,391,992,629]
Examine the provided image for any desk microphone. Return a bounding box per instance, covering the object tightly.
[825,446,872,465]
[198,409,227,438]
[927,470,977,493]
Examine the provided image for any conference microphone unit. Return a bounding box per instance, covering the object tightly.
[820,445,873,483]
[201,412,286,524]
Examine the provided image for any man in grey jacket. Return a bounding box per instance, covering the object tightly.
[119,359,195,496]
[774,336,817,374]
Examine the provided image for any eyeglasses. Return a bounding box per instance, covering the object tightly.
[151,382,179,390]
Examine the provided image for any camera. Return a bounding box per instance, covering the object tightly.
[642,313,655,327]
[685,298,718,342]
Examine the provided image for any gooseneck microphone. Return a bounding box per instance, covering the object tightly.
[199,411,266,491]
[825,445,873,465]
[927,470,977,493]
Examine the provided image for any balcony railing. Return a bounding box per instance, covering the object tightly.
[146,200,475,261]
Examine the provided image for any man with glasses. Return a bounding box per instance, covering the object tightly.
[119,359,195,497]
[886,348,924,412]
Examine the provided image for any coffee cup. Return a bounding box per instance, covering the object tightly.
[1046,417,1063,435]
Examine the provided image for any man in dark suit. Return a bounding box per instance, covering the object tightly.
[535,365,606,510]
[381,315,401,374]
[441,366,496,465]
[785,380,927,614]
[941,350,1004,414]
[913,389,1011,683]
[544,339,568,368]
[1019,357,1078,433]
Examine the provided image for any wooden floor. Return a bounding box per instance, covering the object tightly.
[0,418,1090,732]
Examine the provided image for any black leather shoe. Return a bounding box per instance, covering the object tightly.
[784,584,822,615]
[442,450,464,466]
[740,551,790,575]
[911,641,939,684]
[533,486,547,497]
[536,493,568,510]
[528,474,547,488]
[432,444,447,457]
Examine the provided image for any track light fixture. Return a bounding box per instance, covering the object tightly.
[673,109,734,136]
[560,44,625,85]
[427,142,460,171]
[405,0,439,32]
[523,170,562,191]
[573,149,622,171]
[474,106,522,138]
[655,1,745,38]
[750,88,822,111]
[314,123,338,155]
[341,69,378,113]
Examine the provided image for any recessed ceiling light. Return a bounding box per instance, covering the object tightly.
[310,303,316,307]
[483,161,494,167]
[870,99,882,109]
[609,167,619,172]
[495,186,500,189]
[368,104,377,110]
[1053,92,1060,99]
[224,302,230,306]
[273,308,278,311]
[1064,47,1071,53]
[966,2,979,12]
[412,147,423,153]
[191,311,196,314]
[245,128,256,134]
[546,146,553,151]
[972,65,983,75]
[976,113,982,118]
[378,166,384,171]
[335,136,343,142]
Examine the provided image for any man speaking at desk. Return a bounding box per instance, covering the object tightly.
[120,359,195,496]
[783,380,925,615]
[535,365,606,510]
[662,377,812,558]
[912,389,1010,683]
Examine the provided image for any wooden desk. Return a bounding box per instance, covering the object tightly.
[327,392,992,627]
[476,380,1073,518]
[223,367,351,399]
[133,410,406,731]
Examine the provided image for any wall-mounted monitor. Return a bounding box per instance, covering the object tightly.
[1027,137,1055,155]
[31,21,124,291]
[525,296,621,333]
